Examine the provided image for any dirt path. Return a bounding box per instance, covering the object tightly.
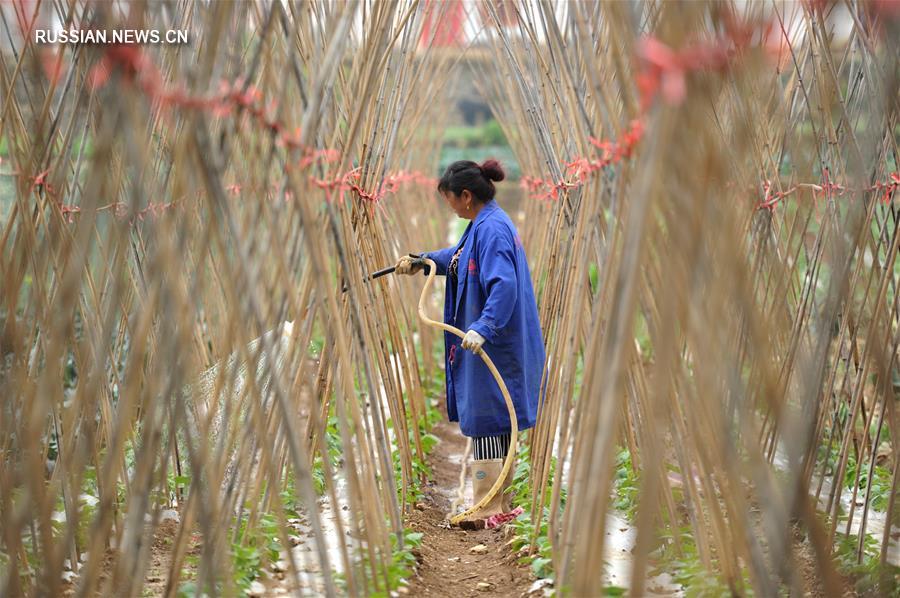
[405,421,534,597]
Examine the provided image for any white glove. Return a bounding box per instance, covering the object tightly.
[461,329,486,353]
[395,255,424,275]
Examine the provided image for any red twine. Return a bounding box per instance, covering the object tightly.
[635,12,774,111]
[521,119,645,201]
[520,10,897,213]
[758,171,897,212]
[31,45,436,224]
[309,168,436,205]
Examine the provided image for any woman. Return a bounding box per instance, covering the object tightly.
[396,159,545,523]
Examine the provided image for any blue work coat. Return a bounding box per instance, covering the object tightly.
[422,200,546,438]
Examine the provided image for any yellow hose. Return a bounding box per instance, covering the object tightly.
[416,258,518,525]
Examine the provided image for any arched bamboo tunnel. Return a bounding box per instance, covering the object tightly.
[0,1,897,596]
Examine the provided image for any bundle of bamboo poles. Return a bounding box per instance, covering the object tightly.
[0,1,463,595]
[477,0,898,595]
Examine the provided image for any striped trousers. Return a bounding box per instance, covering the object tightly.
[472,433,512,460]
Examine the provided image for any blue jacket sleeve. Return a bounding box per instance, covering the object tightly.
[468,228,518,343]
[421,246,455,276]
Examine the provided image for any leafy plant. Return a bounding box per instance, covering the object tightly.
[509,508,553,580]
[360,528,424,598]
[226,509,286,593]
[648,524,746,597]
[834,532,900,595]
[841,450,893,511]
[507,442,558,583]
[230,542,262,592]
[613,448,640,520]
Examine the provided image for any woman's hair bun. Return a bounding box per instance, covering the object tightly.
[480,159,505,182]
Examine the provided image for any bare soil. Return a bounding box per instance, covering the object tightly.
[404,421,533,597]
[58,514,199,596]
